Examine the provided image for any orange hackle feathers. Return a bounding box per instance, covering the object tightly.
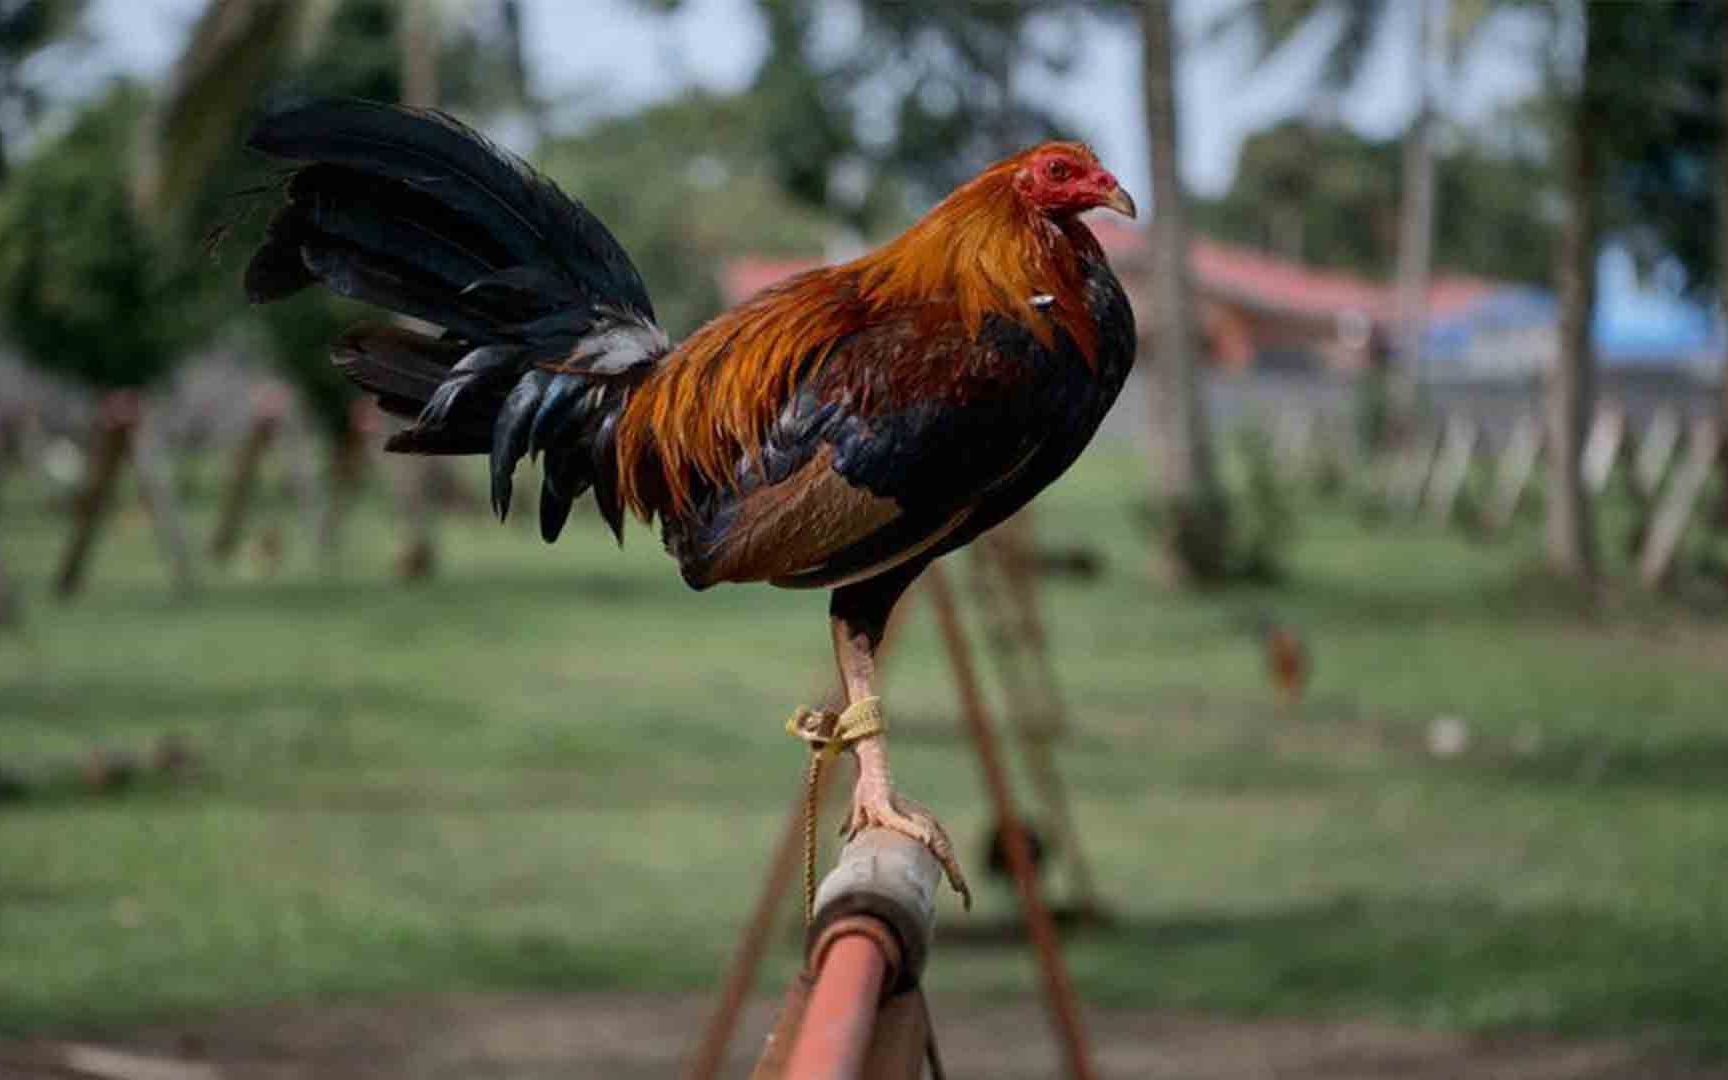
[616,142,1106,519]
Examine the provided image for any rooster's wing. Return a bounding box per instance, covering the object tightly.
[670,303,1126,590]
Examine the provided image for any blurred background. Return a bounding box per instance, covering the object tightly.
[2,0,1728,1076]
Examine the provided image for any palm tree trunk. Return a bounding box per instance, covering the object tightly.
[1545,10,1601,582]
[1140,0,1226,581]
[1718,5,1728,531]
[1391,0,1441,423]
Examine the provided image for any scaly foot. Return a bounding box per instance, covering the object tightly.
[844,778,973,910]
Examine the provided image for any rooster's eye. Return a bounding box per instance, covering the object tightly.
[1046,160,1071,181]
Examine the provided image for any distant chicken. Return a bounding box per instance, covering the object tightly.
[242,100,1137,904]
[1259,617,1310,711]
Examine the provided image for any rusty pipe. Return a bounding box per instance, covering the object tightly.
[755,830,939,1079]
[782,926,892,1079]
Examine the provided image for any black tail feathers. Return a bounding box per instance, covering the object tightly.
[244,97,666,541]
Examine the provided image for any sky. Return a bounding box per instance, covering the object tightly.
[81,0,1550,203]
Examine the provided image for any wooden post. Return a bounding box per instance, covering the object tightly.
[1581,404,1625,497]
[209,386,287,566]
[1390,425,1441,518]
[315,399,376,571]
[1634,407,1682,499]
[924,564,1096,1080]
[1622,409,1680,556]
[1272,406,1317,486]
[1638,418,1720,589]
[1484,413,1542,535]
[54,391,140,600]
[1425,413,1478,526]
[133,407,197,599]
[1311,417,1351,498]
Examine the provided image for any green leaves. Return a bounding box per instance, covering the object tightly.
[746,0,1076,228]
[0,86,221,389]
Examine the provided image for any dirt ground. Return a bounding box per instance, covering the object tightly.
[4,992,1723,1080]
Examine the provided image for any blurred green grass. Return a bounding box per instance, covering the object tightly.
[3,445,1728,1055]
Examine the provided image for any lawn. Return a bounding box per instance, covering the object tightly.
[3,442,1728,1057]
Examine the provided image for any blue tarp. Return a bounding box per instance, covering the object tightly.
[1427,248,1724,369]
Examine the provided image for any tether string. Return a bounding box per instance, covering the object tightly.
[785,696,886,923]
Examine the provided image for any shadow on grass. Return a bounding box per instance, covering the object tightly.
[441,930,699,994]
[0,677,470,739]
[176,566,669,618]
[959,895,1728,1055]
[1272,567,1603,633]
[1104,686,1728,797]
[1471,734,1728,793]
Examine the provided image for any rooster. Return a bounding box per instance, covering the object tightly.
[243,100,1137,905]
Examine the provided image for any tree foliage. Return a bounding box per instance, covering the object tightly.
[1199,0,1384,104]
[1205,1,1725,294]
[1191,119,1557,283]
[0,85,218,389]
[0,0,86,181]
[187,0,535,434]
[538,91,839,337]
[1586,0,1722,294]
[740,0,1078,228]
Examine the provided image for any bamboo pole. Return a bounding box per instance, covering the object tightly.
[974,532,1103,914]
[923,564,1096,1080]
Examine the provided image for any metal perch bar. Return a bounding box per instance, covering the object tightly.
[691,617,916,1080]
[754,829,942,1080]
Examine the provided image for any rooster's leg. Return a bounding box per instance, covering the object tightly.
[830,569,972,908]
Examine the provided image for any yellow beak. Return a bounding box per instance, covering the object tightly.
[1103,185,1137,219]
